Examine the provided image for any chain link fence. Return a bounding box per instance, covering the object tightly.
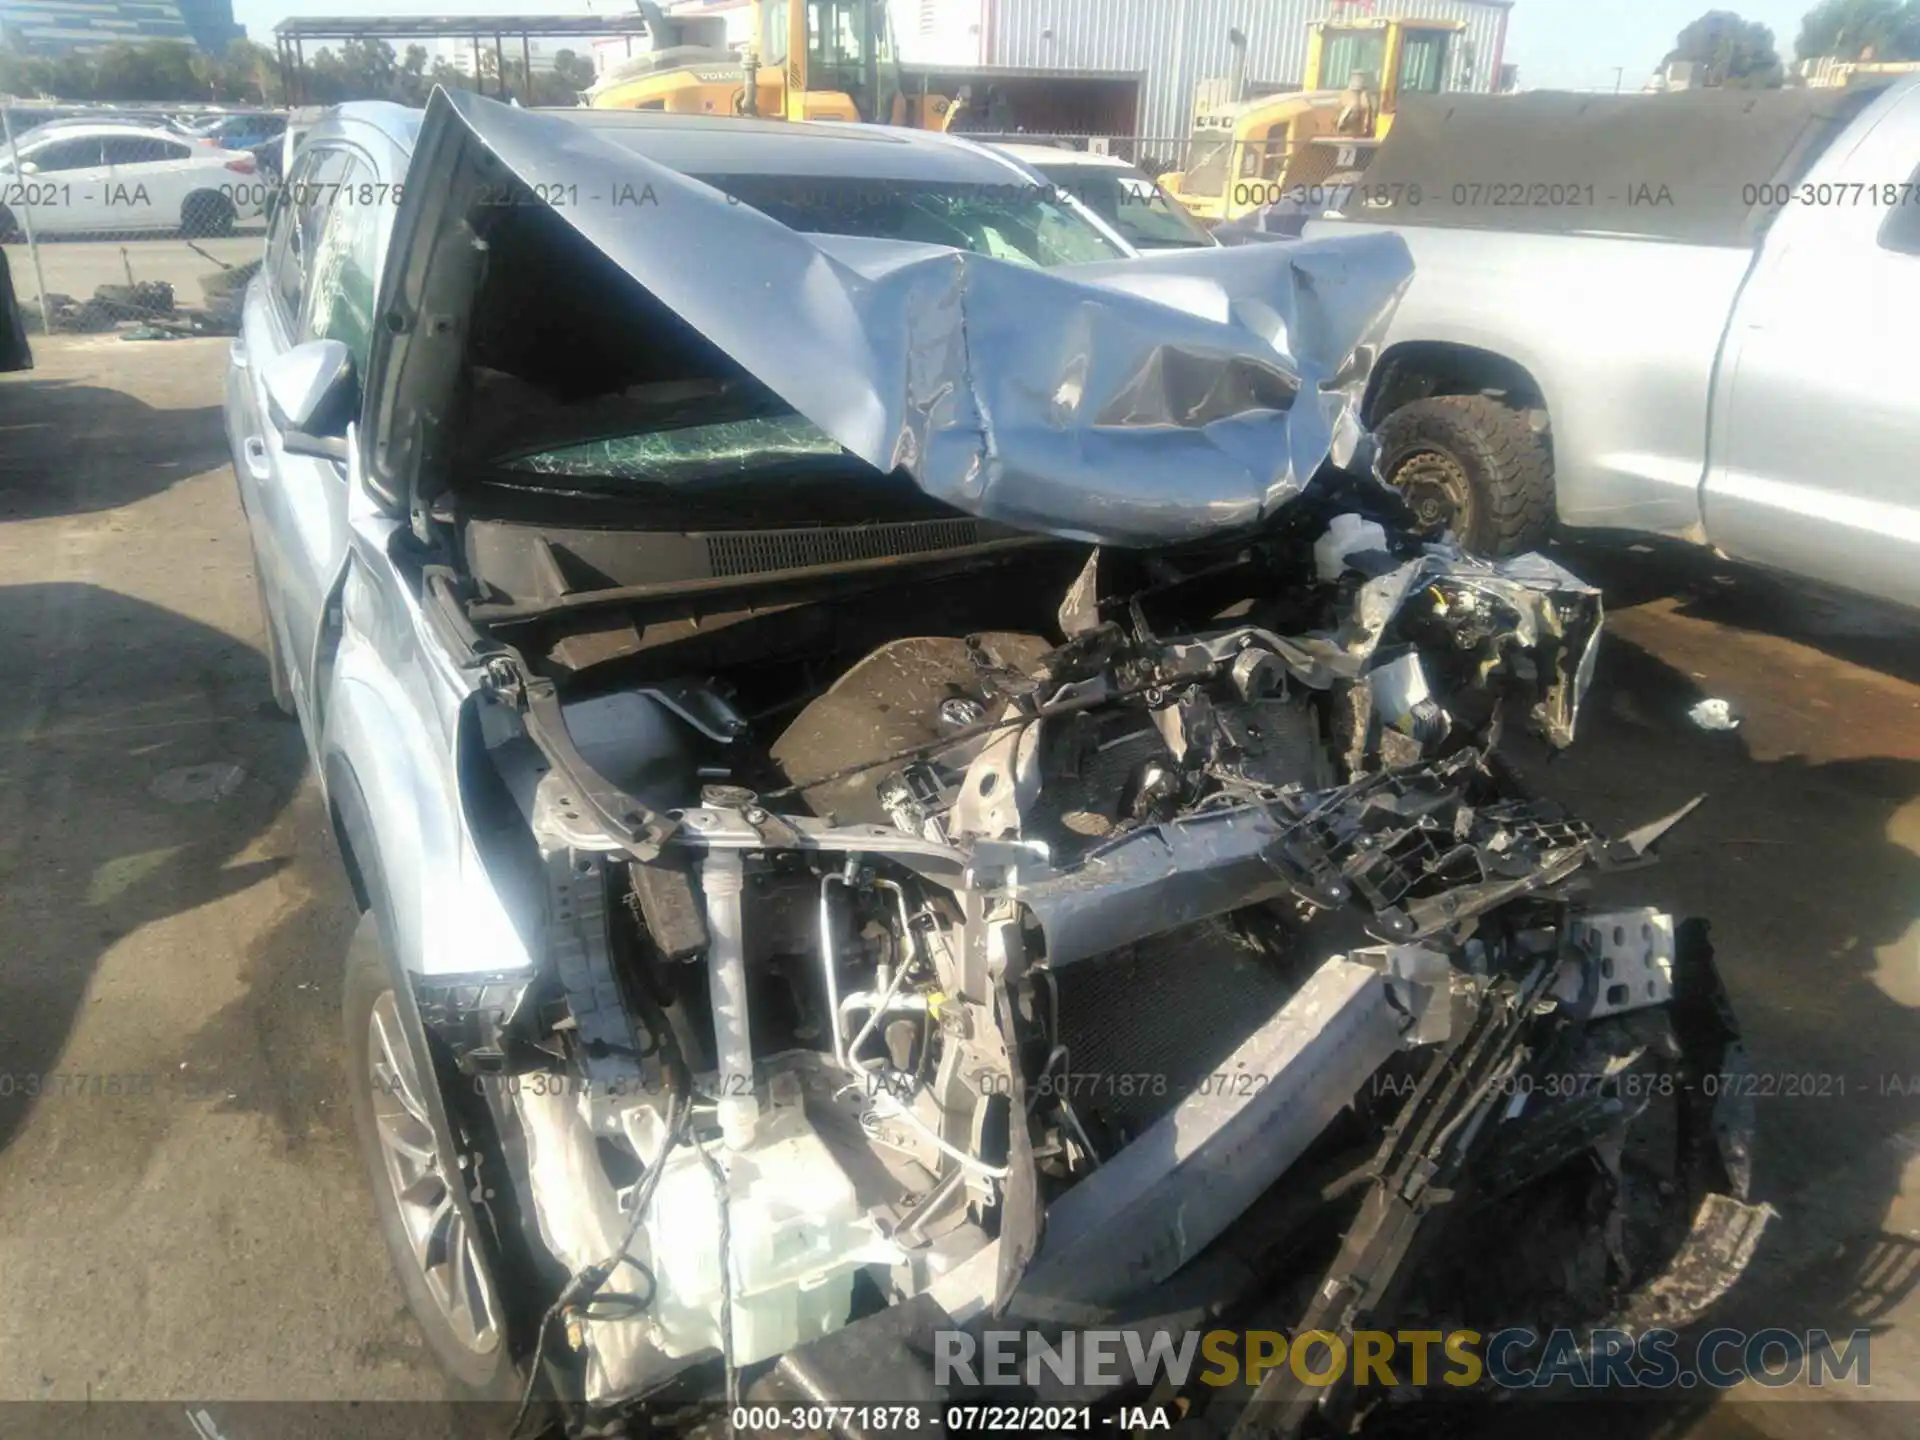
[0,98,272,341]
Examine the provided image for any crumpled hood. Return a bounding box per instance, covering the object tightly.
[398,90,1415,547]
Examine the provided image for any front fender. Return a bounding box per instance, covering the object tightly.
[320,561,534,983]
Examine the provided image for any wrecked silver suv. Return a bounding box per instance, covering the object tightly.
[226,91,1760,1435]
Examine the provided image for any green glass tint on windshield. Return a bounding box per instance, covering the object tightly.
[513,414,846,480]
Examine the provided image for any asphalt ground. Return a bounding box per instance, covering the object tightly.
[2,335,1918,1438]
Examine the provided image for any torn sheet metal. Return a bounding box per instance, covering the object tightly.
[392,90,1415,547]
[1300,532,1604,746]
[1013,955,1405,1312]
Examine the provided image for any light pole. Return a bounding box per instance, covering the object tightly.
[1612,65,1624,92]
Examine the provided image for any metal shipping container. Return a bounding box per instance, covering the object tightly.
[893,0,1511,151]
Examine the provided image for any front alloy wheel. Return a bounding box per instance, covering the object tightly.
[345,912,518,1394]
[368,988,501,1357]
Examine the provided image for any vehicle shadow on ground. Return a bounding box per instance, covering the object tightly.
[1558,536,1920,689]
[0,374,228,521]
[0,581,305,1156]
[179,779,362,1156]
[1466,632,1920,1438]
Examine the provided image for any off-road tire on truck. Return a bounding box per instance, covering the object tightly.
[180,190,236,239]
[1377,394,1554,556]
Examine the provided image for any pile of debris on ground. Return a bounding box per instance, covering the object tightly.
[22,255,257,339]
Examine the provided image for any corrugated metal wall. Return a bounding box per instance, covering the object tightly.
[984,0,1509,145]
[891,0,988,65]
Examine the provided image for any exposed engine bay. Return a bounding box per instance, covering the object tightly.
[422,473,1761,1435]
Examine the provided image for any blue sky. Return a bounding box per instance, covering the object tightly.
[1510,0,1813,90]
[228,0,1823,95]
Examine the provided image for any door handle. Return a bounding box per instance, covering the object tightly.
[241,435,271,480]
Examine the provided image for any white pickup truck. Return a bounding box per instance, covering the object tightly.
[1311,79,1920,610]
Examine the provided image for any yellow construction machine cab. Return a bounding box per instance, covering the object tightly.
[1162,16,1465,224]
[589,0,953,129]
[1304,15,1461,138]
[1162,91,1342,224]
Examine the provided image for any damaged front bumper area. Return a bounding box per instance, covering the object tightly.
[371,93,1760,1432]
[425,484,1759,1432]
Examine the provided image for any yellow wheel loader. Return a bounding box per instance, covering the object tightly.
[1162,16,1466,225]
[588,0,958,129]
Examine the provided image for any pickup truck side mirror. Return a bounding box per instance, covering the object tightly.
[262,338,355,463]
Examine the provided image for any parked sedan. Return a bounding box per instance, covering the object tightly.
[226,91,1756,1431]
[0,122,265,238]
[188,111,288,153]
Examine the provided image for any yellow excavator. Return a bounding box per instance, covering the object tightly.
[588,0,958,128]
[1162,16,1467,225]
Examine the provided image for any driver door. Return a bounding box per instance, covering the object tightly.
[235,145,380,734]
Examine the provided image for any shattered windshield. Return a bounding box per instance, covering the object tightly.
[513,414,846,482]
[501,175,1125,483]
[695,173,1126,266]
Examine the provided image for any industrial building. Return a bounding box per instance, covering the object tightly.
[0,0,240,54]
[891,0,1512,144]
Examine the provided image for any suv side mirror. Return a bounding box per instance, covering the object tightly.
[17,161,38,175]
[262,338,355,462]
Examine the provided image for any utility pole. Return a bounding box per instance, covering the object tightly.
[1612,65,1623,92]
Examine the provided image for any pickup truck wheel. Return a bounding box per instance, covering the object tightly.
[1378,395,1553,556]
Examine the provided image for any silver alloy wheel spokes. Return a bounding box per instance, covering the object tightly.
[368,991,502,1357]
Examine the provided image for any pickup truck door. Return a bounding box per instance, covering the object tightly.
[1706,84,1920,609]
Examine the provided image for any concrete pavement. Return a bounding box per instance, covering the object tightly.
[0,336,449,1420]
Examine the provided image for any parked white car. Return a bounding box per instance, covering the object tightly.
[0,122,266,238]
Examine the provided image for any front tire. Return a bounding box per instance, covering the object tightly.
[344,913,519,1397]
[1377,394,1554,556]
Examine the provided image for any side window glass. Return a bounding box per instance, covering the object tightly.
[100,137,170,166]
[1878,163,1920,256]
[301,156,383,372]
[265,152,312,320]
[267,149,349,326]
[32,138,101,173]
